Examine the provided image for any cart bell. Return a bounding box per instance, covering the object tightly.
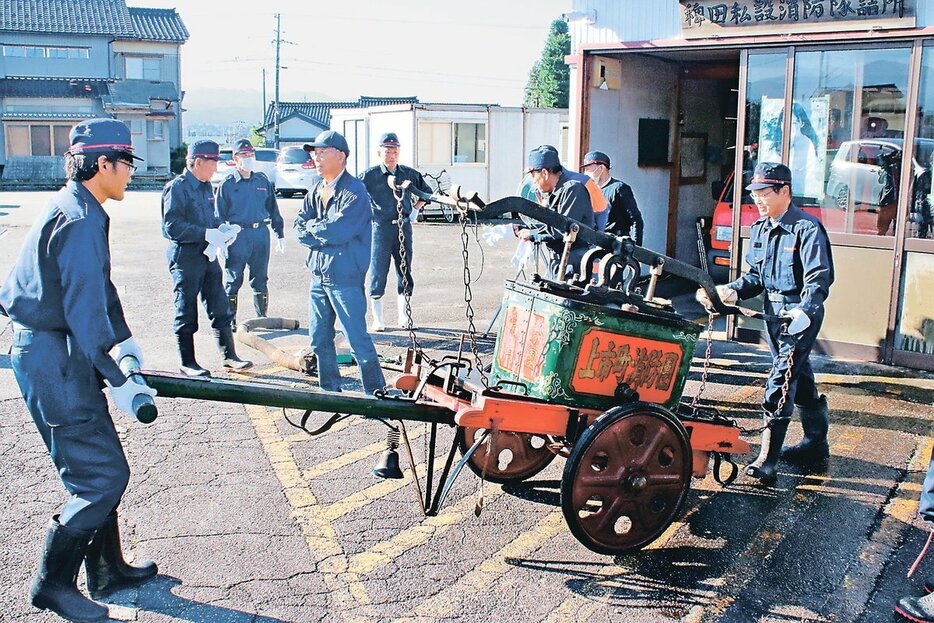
[373,429,404,479]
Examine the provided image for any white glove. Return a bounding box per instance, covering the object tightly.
[305,220,316,234]
[780,307,811,335]
[276,238,286,254]
[218,223,241,245]
[481,224,514,247]
[512,239,534,268]
[695,285,737,310]
[205,227,229,248]
[114,336,145,369]
[105,377,157,417]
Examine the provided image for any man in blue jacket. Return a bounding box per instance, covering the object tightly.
[0,119,158,622]
[216,138,285,330]
[161,140,252,375]
[697,162,834,485]
[294,131,386,394]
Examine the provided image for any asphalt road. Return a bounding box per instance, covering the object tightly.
[0,190,932,623]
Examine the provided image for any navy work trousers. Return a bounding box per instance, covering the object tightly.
[369,221,414,298]
[10,326,129,531]
[762,299,823,420]
[167,242,233,335]
[308,280,386,394]
[224,227,270,297]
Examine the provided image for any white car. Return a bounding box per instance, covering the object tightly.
[276,146,320,198]
[210,147,279,190]
[254,148,279,185]
[210,147,235,190]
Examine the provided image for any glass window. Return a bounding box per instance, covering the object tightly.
[126,56,142,79]
[418,122,452,166]
[278,147,310,165]
[790,46,911,236]
[146,120,164,140]
[906,43,934,241]
[2,45,24,57]
[5,125,29,156]
[47,47,68,59]
[142,57,161,80]
[25,46,45,58]
[453,123,486,164]
[30,125,51,156]
[52,126,70,156]
[255,149,278,162]
[744,53,787,193]
[130,119,143,135]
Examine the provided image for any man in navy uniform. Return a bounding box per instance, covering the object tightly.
[580,150,644,242]
[895,456,934,621]
[295,130,386,394]
[697,162,834,485]
[359,132,432,331]
[0,119,158,622]
[161,140,252,375]
[215,138,285,330]
[516,146,594,277]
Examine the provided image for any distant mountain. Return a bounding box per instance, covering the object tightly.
[182,87,333,128]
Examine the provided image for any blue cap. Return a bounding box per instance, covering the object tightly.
[526,146,560,173]
[379,132,400,147]
[187,140,220,160]
[233,138,254,154]
[746,162,792,190]
[69,118,142,160]
[538,145,558,155]
[582,151,610,168]
[303,130,350,156]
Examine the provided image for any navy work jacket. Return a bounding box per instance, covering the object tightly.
[602,177,644,245]
[161,169,218,247]
[216,171,285,237]
[529,173,595,256]
[0,181,132,386]
[294,170,372,286]
[359,163,432,223]
[728,203,835,318]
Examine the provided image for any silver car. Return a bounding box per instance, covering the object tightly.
[210,148,235,190]
[276,146,320,198]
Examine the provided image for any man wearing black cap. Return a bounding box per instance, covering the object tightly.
[295,130,386,394]
[161,140,252,376]
[0,118,158,621]
[517,146,595,277]
[216,138,285,330]
[697,162,834,485]
[359,132,432,331]
[581,150,643,243]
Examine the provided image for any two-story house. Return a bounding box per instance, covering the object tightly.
[0,0,188,181]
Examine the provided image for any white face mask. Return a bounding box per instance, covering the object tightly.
[238,156,255,172]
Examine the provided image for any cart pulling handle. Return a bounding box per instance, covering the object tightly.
[118,355,158,424]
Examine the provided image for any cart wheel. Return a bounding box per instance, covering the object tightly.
[561,402,691,555]
[457,427,556,484]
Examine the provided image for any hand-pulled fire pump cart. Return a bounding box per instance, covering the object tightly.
[127,183,785,556]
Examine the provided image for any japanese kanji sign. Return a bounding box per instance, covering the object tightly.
[680,0,915,38]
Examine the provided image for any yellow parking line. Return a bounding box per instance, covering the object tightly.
[393,511,567,622]
[303,425,430,480]
[348,483,506,576]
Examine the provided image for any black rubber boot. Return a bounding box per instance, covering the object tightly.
[214,327,252,370]
[782,395,830,467]
[745,416,790,485]
[85,511,158,600]
[896,591,934,622]
[253,292,268,318]
[29,516,108,623]
[228,295,238,332]
[177,332,210,377]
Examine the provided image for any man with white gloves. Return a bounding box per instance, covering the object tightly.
[161,140,251,376]
[0,119,158,622]
[697,162,834,485]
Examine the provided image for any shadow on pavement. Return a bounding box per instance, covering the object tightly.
[106,575,292,623]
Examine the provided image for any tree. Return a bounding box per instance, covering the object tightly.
[249,125,267,148]
[524,19,570,109]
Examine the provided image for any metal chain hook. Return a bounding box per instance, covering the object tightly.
[690,312,716,408]
[391,182,422,359]
[458,209,487,385]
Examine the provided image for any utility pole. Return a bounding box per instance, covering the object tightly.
[273,13,281,149]
[262,67,267,144]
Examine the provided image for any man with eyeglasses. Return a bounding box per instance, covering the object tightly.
[0,119,158,621]
[215,138,285,331]
[161,140,252,376]
[696,162,834,485]
[294,131,385,395]
[580,150,643,241]
[516,146,594,277]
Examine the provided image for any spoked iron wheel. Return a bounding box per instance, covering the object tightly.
[561,402,692,555]
[456,426,557,484]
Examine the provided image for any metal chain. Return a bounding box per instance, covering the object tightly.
[690,312,716,408]
[459,209,487,385]
[391,183,423,359]
[740,326,796,435]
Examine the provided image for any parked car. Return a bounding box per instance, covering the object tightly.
[254,147,279,185]
[210,147,235,190]
[276,146,319,198]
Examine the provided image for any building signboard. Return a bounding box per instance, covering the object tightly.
[680,0,915,38]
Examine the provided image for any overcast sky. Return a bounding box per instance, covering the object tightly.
[130,0,571,125]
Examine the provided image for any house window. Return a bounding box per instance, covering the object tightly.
[25,46,46,58]
[130,119,143,135]
[126,56,162,80]
[6,125,30,156]
[30,126,51,156]
[417,122,453,166]
[147,120,164,141]
[1,44,87,58]
[52,126,70,155]
[453,123,486,164]
[2,45,24,57]
[6,123,93,158]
